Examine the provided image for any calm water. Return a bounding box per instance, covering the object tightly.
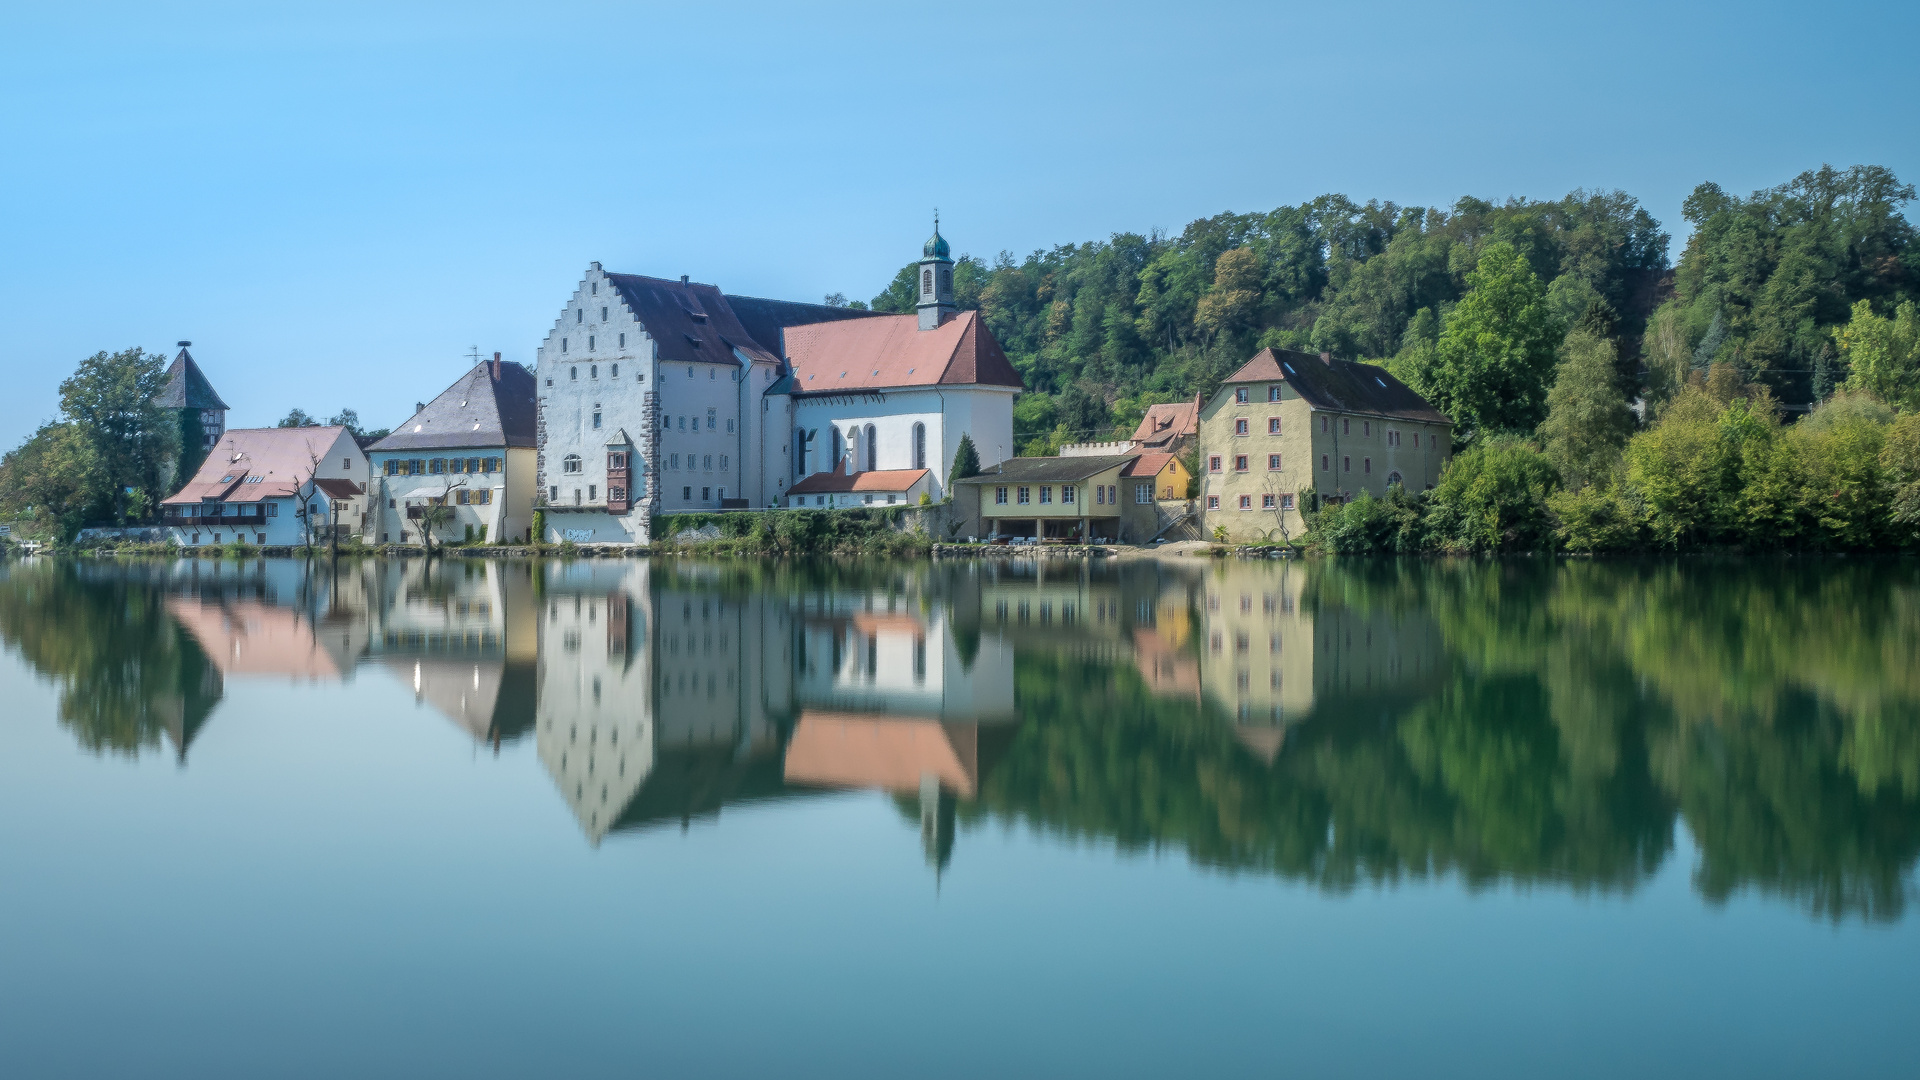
[1,554,1916,1078]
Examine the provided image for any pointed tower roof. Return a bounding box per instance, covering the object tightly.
[154,344,229,410]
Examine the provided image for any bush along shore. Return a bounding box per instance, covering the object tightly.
[1307,389,1920,555]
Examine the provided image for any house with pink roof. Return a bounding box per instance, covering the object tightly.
[159,426,369,547]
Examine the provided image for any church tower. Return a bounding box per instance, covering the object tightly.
[916,214,956,331]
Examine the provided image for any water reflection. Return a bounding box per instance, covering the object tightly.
[1,555,1916,921]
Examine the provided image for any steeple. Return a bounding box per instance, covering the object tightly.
[916,211,956,331]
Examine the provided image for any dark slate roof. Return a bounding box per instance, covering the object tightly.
[605,274,780,368]
[1225,348,1450,425]
[954,454,1138,484]
[723,294,883,357]
[369,360,539,452]
[154,348,229,410]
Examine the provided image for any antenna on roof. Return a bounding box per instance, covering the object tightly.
[466,345,483,365]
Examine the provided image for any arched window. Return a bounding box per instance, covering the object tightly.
[912,422,926,470]
[562,454,582,474]
[1387,471,1403,487]
[864,425,876,472]
[831,427,845,472]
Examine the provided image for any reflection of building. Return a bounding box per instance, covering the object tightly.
[364,560,540,746]
[167,597,365,682]
[534,563,659,845]
[1196,562,1445,759]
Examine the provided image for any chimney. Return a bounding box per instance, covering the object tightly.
[680,274,689,286]
[1320,350,1333,366]
[492,351,501,377]
[415,402,425,414]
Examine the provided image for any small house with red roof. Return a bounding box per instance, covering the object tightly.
[159,426,369,547]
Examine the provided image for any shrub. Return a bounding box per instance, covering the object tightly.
[1425,436,1560,552]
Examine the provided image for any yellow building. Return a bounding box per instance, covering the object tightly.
[1198,348,1452,542]
[956,452,1194,543]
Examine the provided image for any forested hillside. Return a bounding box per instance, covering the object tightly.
[868,165,1917,454]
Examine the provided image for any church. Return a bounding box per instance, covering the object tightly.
[533,223,1021,544]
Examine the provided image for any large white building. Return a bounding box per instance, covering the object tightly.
[533,224,1021,544]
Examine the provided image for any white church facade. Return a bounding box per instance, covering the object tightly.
[533,224,1020,544]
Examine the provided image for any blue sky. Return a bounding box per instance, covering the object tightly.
[2,0,1914,445]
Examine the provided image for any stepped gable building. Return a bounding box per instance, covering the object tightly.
[1198,348,1451,542]
[532,221,1020,544]
[367,355,539,545]
[154,341,229,476]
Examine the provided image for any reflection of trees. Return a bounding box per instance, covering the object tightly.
[0,562,222,757]
[971,558,1920,921]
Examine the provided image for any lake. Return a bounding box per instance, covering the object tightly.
[0,554,1915,1078]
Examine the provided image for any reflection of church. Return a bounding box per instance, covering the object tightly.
[528,564,1021,871]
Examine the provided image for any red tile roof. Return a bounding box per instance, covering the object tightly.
[1129,399,1200,444]
[783,711,982,796]
[1121,452,1175,478]
[782,310,1022,393]
[785,468,929,495]
[163,427,350,505]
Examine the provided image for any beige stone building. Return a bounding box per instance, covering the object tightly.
[1198,348,1452,542]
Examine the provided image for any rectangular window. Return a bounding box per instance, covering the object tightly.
[549,486,558,501]
[720,455,729,471]
[701,487,711,500]
[384,460,396,475]
[1207,495,1219,510]
[706,410,716,429]
[1321,455,1329,471]
[1268,417,1281,435]
[455,490,470,505]
[1344,456,1351,472]
[1235,387,1248,403]
[679,416,686,430]
[1262,494,1276,508]
[610,486,624,502]
[589,336,595,351]
[342,457,351,469]
[475,489,492,505]
[1017,486,1030,505]
[683,486,692,500]
[1365,458,1371,473]
[448,458,465,474]
[600,306,608,321]
[726,419,735,433]
[562,338,568,353]
[1321,415,1329,433]
[1343,418,1350,435]
[1209,455,1222,473]
[619,333,626,348]
[702,454,712,470]
[589,485,597,500]
[1268,386,1282,402]
[1281,494,1295,510]
[486,457,500,474]
[1234,455,1248,472]
[1239,495,1252,510]
[1364,421,1371,437]
[995,486,1008,505]
[1096,485,1105,505]
[1414,433,1420,448]
[1268,454,1282,470]
[1235,418,1248,436]
[1039,486,1053,504]
[670,453,680,468]
[409,459,424,475]
[1135,482,1151,504]
[1062,485,1076,504]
